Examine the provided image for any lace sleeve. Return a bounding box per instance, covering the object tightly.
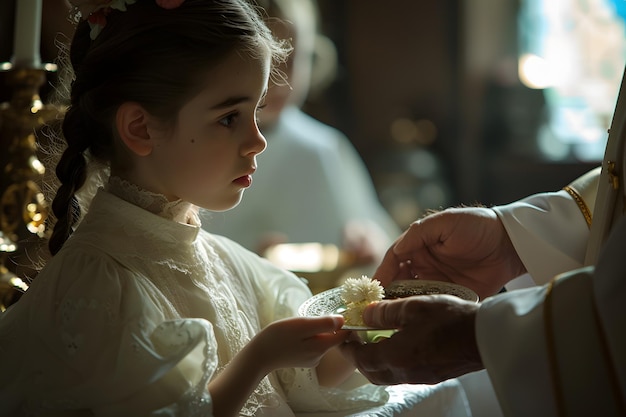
[209,233,312,324]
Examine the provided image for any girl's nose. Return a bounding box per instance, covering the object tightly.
[243,124,267,156]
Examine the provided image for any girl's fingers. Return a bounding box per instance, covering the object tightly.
[273,315,345,338]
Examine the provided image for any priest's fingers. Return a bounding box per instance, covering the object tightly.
[339,340,386,372]
[372,246,405,285]
[341,339,475,385]
[363,295,468,330]
[361,298,419,330]
[339,340,408,385]
[392,218,433,255]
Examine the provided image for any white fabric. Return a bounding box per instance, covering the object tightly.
[477,215,626,416]
[493,189,591,287]
[457,371,503,417]
[585,67,626,264]
[203,106,400,251]
[0,187,400,416]
[297,380,472,417]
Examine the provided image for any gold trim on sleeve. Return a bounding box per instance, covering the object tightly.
[563,185,592,228]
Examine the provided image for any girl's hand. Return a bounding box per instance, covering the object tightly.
[250,315,350,374]
[208,315,348,417]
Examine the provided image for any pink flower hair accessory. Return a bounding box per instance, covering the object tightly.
[156,0,185,9]
[69,0,186,40]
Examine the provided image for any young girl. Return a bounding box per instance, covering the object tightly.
[0,1,389,415]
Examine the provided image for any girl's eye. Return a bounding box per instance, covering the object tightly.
[255,104,266,123]
[219,112,238,127]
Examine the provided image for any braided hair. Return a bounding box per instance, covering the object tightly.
[47,0,291,255]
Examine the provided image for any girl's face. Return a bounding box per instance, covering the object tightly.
[142,49,270,211]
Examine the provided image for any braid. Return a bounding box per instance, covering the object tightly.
[48,106,89,255]
[46,23,113,256]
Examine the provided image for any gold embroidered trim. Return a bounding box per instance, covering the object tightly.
[544,277,566,417]
[544,274,626,417]
[591,287,626,416]
[563,185,592,228]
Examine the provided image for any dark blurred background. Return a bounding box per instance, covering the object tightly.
[306,0,625,228]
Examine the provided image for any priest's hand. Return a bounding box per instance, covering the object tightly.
[340,295,483,385]
[373,207,526,299]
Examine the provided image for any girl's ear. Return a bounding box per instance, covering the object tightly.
[116,102,154,157]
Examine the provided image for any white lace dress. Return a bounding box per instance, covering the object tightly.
[0,180,389,416]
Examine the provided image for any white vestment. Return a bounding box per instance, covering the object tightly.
[456,170,601,417]
[494,187,592,287]
[476,216,626,416]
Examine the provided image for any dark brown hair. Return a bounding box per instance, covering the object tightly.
[47,0,290,255]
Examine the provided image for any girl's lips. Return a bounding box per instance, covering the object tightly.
[233,174,252,188]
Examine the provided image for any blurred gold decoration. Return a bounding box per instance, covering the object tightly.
[0,230,19,312]
[263,242,357,294]
[0,63,62,310]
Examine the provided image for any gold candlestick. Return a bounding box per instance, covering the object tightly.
[0,62,62,311]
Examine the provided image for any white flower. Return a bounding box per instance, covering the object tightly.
[343,301,370,326]
[340,275,384,304]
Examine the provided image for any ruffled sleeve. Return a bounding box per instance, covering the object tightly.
[493,189,590,285]
[0,245,218,416]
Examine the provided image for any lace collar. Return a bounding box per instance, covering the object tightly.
[106,176,200,226]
